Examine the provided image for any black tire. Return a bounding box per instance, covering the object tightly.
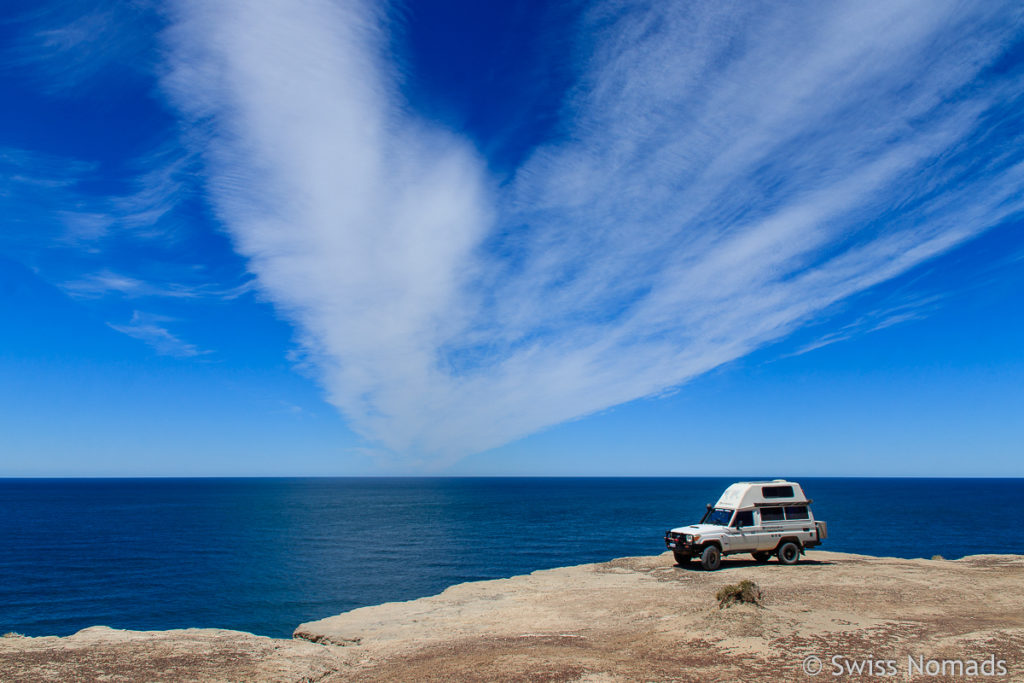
[777,541,801,565]
[752,551,772,563]
[673,551,692,565]
[700,545,722,571]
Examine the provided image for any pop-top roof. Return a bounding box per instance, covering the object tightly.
[714,480,810,509]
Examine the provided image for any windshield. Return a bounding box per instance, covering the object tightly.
[705,508,733,526]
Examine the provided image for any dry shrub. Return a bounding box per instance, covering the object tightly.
[716,579,764,609]
[931,555,944,560]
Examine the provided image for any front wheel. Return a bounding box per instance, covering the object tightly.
[700,545,722,571]
[673,551,692,565]
[777,541,801,565]
[752,551,772,563]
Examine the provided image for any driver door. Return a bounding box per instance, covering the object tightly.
[726,509,756,551]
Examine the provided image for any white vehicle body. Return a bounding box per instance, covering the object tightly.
[664,480,827,570]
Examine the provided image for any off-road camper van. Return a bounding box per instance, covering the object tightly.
[664,480,827,570]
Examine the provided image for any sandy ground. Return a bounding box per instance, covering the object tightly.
[3,551,1022,682]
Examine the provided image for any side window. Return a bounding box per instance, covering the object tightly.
[760,507,784,522]
[733,510,754,527]
[762,485,795,498]
[785,506,809,520]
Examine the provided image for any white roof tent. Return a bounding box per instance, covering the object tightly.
[713,480,812,509]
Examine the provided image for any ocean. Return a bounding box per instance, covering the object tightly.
[1,477,1021,639]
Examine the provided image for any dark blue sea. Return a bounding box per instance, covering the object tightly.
[2,477,1021,638]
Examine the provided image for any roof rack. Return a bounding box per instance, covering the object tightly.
[754,499,812,507]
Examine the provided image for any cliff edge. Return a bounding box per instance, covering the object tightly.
[3,551,1022,681]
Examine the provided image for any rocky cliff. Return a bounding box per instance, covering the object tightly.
[3,551,1022,681]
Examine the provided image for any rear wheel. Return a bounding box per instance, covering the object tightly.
[700,545,722,571]
[777,541,801,565]
[673,551,692,565]
[752,551,772,563]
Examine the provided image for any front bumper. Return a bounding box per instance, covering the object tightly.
[664,531,695,553]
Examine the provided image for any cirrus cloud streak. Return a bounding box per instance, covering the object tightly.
[161,0,1024,466]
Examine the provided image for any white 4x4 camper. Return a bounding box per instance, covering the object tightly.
[664,480,827,570]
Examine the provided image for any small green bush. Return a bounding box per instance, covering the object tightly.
[716,579,764,609]
[2,632,24,638]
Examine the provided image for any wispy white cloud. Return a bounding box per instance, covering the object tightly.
[1,145,247,355]
[62,268,254,300]
[63,270,149,297]
[108,311,208,357]
[789,294,944,357]
[0,149,97,242]
[6,1,157,93]
[161,0,1024,467]
[111,150,194,239]
[0,145,191,246]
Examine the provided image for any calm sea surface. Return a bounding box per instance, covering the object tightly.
[2,477,1021,638]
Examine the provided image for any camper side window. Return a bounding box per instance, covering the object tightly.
[762,485,794,498]
[785,506,809,520]
[760,507,785,522]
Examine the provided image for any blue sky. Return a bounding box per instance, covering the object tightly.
[1,0,1022,476]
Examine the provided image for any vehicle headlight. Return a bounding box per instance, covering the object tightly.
[684,534,693,541]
